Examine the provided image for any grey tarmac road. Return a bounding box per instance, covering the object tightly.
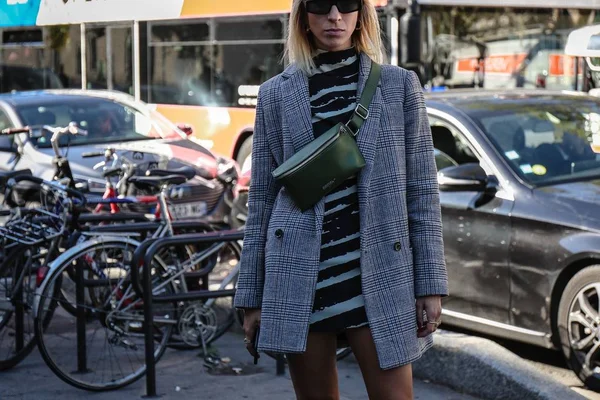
[491,337,600,400]
[1,330,481,400]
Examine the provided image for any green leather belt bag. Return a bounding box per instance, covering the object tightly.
[272,60,381,211]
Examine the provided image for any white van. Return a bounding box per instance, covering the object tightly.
[565,24,600,96]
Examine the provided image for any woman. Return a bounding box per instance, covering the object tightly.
[233,0,448,398]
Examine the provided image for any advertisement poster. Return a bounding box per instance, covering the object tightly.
[36,0,185,25]
[0,0,41,27]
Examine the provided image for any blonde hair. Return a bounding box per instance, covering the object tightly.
[284,0,385,73]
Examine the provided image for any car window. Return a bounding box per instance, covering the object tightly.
[462,97,600,186]
[14,97,187,148]
[429,118,480,171]
[0,109,14,149]
[434,148,458,171]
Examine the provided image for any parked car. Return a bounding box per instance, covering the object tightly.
[426,89,600,390]
[0,65,64,93]
[0,90,239,223]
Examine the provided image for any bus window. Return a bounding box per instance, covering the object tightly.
[215,43,284,107]
[149,44,213,106]
[146,17,285,107]
[216,18,283,41]
[151,22,210,43]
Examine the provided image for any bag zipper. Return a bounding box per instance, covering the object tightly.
[276,129,342,179]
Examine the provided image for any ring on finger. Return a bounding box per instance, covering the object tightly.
[243,337,251,344]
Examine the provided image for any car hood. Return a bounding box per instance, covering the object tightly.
[534,179,600,229]
[33,138,219,183]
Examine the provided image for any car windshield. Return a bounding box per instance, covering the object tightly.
[14,96,186,148]
[462,96,600,186]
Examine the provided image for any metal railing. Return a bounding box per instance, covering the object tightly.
[131,229,286,397]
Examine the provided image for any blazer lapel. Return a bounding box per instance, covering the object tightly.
[281,65,325,225]
[281,68,314,153]
[355,53,383,195]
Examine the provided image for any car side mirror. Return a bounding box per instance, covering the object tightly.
[177,123,194,137]
[438,163,488,192]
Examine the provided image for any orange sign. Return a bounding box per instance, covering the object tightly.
[549,54,583,77]
[457,54,527,75]
[181,0,387,17]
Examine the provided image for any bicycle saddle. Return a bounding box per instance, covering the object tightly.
[0,169,33,187]
[146,166,196,180]
[102,167,122,178]
[128,174,188,188]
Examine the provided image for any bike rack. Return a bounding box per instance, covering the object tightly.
[131,229,287,398]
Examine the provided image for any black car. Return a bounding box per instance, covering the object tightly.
[426,90,600,389]
[0,90,238,223]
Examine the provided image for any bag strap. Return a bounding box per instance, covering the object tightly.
[346,60,381,137]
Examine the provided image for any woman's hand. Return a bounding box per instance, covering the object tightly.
[416,296,442,338]
[242,308,261,357]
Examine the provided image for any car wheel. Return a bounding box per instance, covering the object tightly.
[558,265,600,390]
[236,136,253,170]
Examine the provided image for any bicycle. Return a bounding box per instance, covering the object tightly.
[33,183,242,390]
[0,124,239,375]
[0,173,86,371]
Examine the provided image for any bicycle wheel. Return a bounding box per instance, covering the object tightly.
[35,237,177,391]
[0,246,38,371]
[168,241,241,349]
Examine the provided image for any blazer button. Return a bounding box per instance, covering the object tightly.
[275,229,284,238]
[394,242,402,251]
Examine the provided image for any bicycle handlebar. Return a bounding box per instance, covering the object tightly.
[0,127,31,136]
[82,151,106,158]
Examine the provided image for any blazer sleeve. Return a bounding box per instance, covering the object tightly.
[233,85,281,309]
[403,71,449,298]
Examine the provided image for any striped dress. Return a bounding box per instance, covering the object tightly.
[307,47,368,343]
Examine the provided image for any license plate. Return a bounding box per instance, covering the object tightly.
[171,201,208,219]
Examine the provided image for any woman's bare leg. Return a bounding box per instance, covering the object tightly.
[286,332,339,400]
[346,326,414,400]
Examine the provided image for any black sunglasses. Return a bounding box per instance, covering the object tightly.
[304,0,362,15]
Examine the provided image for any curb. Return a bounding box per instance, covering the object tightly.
[411,329,586,400]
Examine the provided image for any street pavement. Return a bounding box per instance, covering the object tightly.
[1,330,481,400]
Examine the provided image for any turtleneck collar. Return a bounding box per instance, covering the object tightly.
[308,47,358,77]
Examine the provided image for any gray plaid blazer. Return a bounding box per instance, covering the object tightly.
[233,52,449,369]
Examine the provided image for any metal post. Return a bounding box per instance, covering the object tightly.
[76,261,89,373]
[15,279,24,352]
[80,23,87,90]
[574,57,580,91]
[106,26,113,91]
[143,254,157,397]
[133,20,141,101]
[390,16,399,66]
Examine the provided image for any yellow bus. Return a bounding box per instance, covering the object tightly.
[0,0,598,168]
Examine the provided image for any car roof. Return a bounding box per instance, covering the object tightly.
[0,89,139,108]
[424,89,595,109]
